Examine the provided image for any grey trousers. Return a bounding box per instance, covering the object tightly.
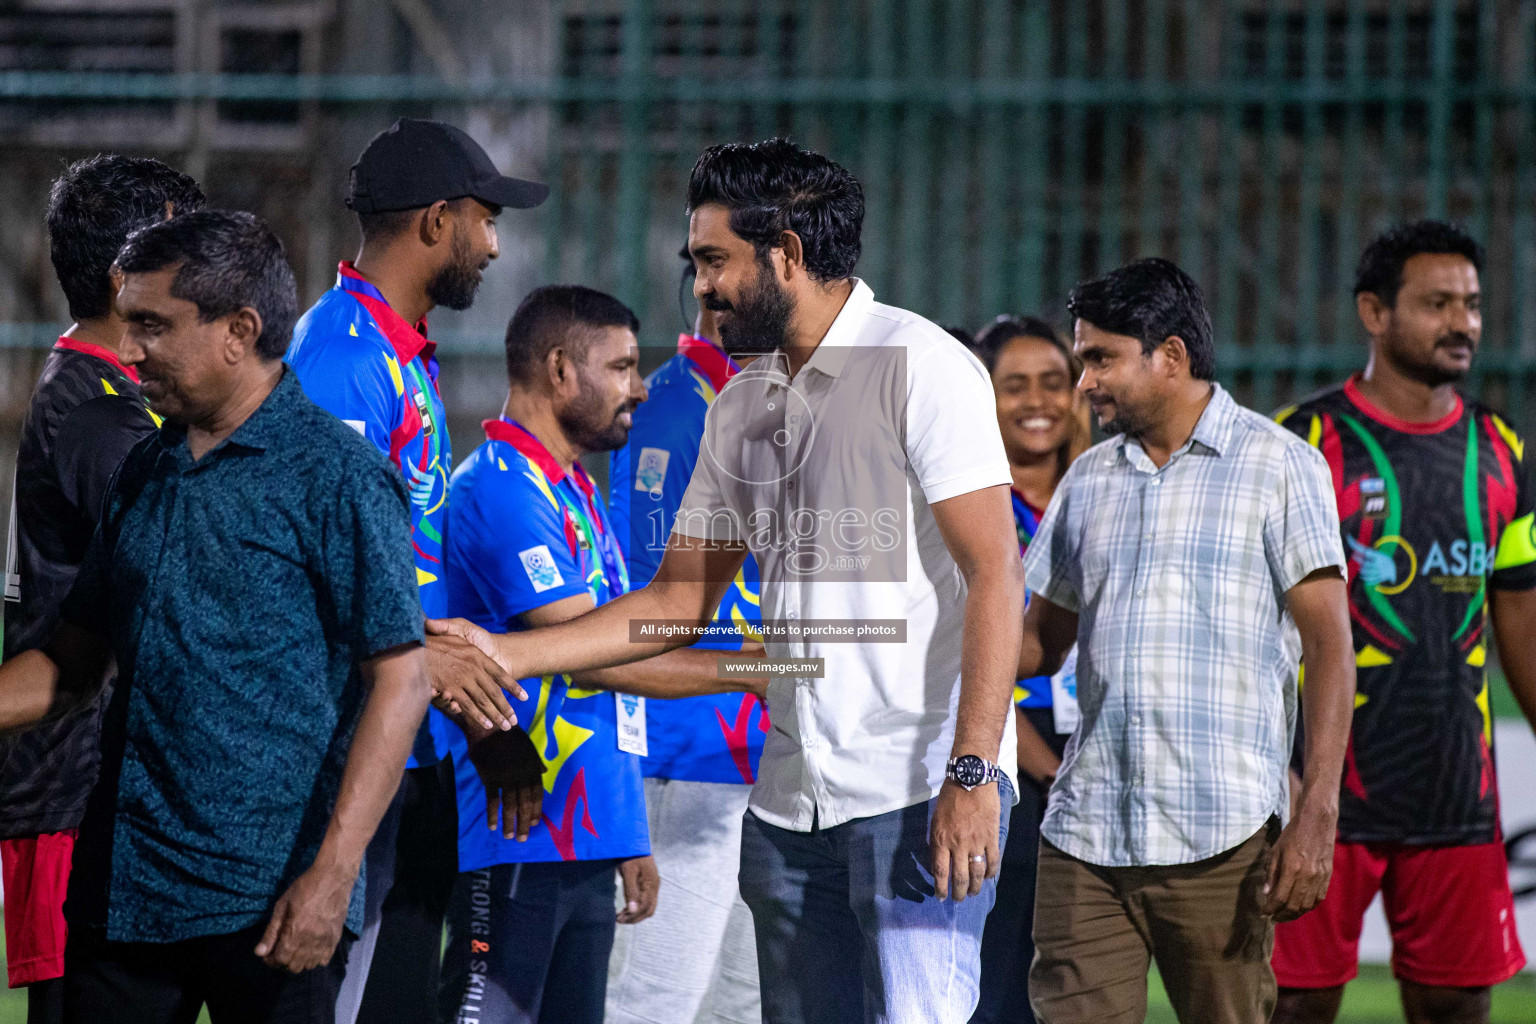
[605,777,762,1024]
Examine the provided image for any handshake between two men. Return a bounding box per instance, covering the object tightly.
[422,609,769,842]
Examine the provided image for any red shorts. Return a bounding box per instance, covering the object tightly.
[0,830,76,988]
[1273,838,1526,989]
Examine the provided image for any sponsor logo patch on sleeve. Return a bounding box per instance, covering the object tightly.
[635,446,671,494]
[518,544,565,592]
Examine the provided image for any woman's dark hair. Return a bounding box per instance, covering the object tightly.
[1354,220,1484,308]
[977,314,1091,478]
[505,284,640,384]
[686,138,864,282]
[46,154,205,321]
[1066,257,1216,381]
[974,315,1073,376]
[114,210,298,360]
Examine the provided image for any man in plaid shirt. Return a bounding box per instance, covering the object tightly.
[1016,258,1356,1024]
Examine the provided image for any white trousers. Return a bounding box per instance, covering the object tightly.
[606,777,762,1024]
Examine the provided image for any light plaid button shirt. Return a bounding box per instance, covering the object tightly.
[1023,384,1345,867]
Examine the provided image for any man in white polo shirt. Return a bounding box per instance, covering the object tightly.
[431,138,1024,1024]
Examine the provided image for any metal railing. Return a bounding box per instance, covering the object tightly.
[1,0,1532,419]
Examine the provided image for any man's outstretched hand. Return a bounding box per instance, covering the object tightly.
[424,620,525,732]
[468,725,546,842]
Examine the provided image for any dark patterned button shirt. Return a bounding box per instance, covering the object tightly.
[61,367,422,943]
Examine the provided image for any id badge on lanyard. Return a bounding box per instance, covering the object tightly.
[560,484,646,756]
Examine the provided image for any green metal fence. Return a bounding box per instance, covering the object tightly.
[3,0,1535,419]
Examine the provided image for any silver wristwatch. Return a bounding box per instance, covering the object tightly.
[945,754,1001,791]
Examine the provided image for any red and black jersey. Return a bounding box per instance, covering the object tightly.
[0,338,156,839]
[1277,376,1536,845]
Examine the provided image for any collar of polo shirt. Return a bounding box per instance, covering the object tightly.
[757,279,874,387]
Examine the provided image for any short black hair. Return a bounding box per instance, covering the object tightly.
[1354,220,1484,307]
[974,315,1069,374]
[686,138,864,282]
[115,210,299,361]
[505,285,640,385]
[356,196,495,246]
[45,154,205,321]
[1067,257,1216,381]
[356,207,418,245]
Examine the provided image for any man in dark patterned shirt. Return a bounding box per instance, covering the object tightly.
[0,155,202,1024]
[0,211,452,1024]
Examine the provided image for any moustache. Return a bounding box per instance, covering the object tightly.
[1436,332,1476,350]
[702,295,733,313]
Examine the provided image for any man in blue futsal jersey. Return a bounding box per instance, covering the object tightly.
[287,117,548,1024]
[604,251,765,1024]
[439,285,765,1024]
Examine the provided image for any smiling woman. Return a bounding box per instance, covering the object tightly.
[970,312,1089,1024]
[975,317,1091,504]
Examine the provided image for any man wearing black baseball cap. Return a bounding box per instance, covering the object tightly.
[287,118,547,1024]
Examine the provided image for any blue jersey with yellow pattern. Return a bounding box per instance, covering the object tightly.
[608,335,768,784]
[445,417,649,866]
[1014,487,1055,709]
[287,262,453,765]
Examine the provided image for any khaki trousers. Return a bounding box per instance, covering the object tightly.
[1029,817,1280,1024]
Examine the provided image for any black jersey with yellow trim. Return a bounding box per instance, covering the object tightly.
[0,341,156,839]
[1276,377,1536,845]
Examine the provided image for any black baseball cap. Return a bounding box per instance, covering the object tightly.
[347,118,548,214]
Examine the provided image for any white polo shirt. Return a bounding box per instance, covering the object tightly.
[672,279,1018,831]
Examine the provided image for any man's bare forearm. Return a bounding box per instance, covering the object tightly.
[572,645,761,700]
[950,559,1026,762]
[1290,574,1355,814]
[0,651,64,735]
[1017,597,1076,681]
[1297,659,1352,811]
[0,623,114,735]
[310,647,431,879]
[499,583,699,677]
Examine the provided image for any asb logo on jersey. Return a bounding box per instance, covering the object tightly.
[1422,539,1494,593]
[1348,532,1492,596]
[1348,534,1416,595]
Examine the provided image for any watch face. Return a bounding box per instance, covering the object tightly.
[954,755,986,788]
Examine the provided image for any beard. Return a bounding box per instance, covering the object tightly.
[1092,390,1157,439]
[706,259,796,355]
[425,227,484,311]
[1384,327,1477,387]
[560,379,634,454]
[1099,409,1146,438]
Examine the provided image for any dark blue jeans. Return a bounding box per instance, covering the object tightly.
[739,776,1013,1024]
[439,859,619,1024]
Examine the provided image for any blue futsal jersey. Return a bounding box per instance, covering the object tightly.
[1014,486,1079,718]
[445,418,649,867]
[608,334,769,784]
[288,261,453,765]
[1013,489,1053,709]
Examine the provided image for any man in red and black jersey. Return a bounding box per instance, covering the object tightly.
[1273,222,1536,1024]
[1,155,202,1024]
